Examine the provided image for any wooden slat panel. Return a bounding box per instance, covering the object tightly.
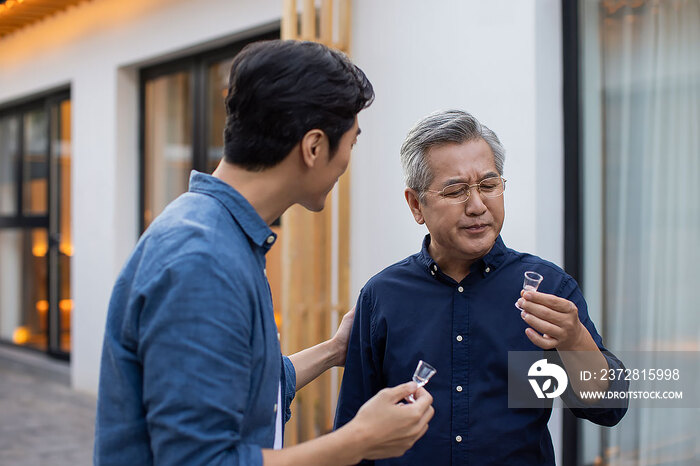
[280,0,354,446]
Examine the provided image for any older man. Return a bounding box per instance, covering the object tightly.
[334,110,627,465]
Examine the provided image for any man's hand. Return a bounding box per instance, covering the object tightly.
[329,306,356,366]
[517,290,586,350]
[345,382,434,460]
[518,290,611,399]
[261,382,434,465]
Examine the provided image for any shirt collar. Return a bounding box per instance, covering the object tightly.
[188,171,277,251]
[418,233,508,277]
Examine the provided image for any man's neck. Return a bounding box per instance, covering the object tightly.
[428,242,475,283]
[212,159,297,225]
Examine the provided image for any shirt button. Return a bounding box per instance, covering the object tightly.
[432,264,438,272]
[430,270,435,276]
[456,435,463,443]
[266,235,275,244]
[485,267,491,273]
[273,403,278,413]
[457,286,464,293]
[456,385,463,392]
[456,335,463,342]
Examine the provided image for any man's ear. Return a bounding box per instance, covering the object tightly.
[300,129,327,169]
[405,188,425,225]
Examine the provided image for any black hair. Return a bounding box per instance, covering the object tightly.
[223,40,374,171]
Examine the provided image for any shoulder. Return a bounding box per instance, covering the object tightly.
[139,192,249,269]
[358,253,422,303]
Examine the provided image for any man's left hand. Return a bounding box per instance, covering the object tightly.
[518,291,586,351]
[330,306,356,366]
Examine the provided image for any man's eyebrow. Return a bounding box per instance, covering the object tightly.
[441,177,467,187]
[441,172,500,188]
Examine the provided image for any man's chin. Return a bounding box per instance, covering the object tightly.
[299,198,327,213]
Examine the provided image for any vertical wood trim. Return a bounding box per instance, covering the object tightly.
[282,0,298,40]
[320,0,333,44]
[301,0,316,41]
[337,0,351,52]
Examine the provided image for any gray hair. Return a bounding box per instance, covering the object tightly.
[399,109,506,202]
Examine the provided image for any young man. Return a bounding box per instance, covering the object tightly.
[334,110,628,465]
[95,40,433,466]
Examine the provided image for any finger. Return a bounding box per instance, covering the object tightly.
[339,306,356,324]
[525,327,558,349]
[344,305,356,319]
[411,389,434,413]
[520,309,563,338]
[412,386,433,403]
[517,298,565,325]
[384,381,419,403]
[419,405,435,425]
[522,291,578,314]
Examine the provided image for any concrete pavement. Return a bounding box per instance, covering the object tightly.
[0,345,95,466]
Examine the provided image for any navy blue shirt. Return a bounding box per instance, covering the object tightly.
[95,172,296,465]
[335,235,627,465]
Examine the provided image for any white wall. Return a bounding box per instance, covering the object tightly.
[350,0,564,461]
[350,0,564,297]
[0,0,281,394]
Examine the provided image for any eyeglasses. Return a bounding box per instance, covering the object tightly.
[425,177,507,204]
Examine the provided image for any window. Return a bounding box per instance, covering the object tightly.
[140,30,279,231]
[0,90,72,357]
[573,1,700,464]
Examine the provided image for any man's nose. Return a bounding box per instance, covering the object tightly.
[464,188,487,215]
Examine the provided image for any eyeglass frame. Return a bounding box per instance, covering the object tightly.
[424,176,507,204]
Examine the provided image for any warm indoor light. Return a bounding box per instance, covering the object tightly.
[59,299,73,312]
[12,326,30,344]
[32,243,48,257]
[60,243,74,256]
[6,0,16,8]
[36,299,49,313]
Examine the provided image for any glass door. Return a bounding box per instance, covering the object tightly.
[0,91,71,358]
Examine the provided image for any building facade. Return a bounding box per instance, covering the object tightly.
[1,0,698,464]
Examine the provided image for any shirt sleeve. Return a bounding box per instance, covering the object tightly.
[282,355,297,424]
[557,277,629,426]
[333,289,381,465]
[137,253,264,465]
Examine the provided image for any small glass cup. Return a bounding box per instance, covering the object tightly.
[515,271,543,310]
[406,360,436,403]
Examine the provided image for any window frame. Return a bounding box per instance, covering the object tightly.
[0,87,71,360]
[562,0,582,465]
[138,28,280,233]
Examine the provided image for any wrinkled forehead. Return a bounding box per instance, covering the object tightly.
[425,139,498,183]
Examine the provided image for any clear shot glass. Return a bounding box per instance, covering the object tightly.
[406,360,437,403]
[515,271,543,310]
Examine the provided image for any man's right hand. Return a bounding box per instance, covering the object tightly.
[347,382,434,460]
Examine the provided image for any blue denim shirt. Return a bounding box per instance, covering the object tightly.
[95,171,296,465]
[335,235,627,465]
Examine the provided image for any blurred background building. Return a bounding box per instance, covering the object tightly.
[0,0,698,464]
